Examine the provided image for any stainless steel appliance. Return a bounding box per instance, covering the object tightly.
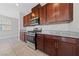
[30,17,40,25]
[25,28,42,50]
[26,31,36,50]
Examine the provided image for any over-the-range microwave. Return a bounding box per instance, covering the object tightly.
[30,17,40,26]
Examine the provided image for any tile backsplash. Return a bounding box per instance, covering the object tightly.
[42,30,79,38]
[24,26,79,38]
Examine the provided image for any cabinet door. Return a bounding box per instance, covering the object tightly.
[44,35,56,56]
[40,5,47,25]
[57,41,76,56]
[32,4,41,18]
[24,32,27,42]
[46,3,56,24]
[58,3,73,22]
[23,14,31,27]
[23,16,27,27]
[76,39,79,56]
[20,32,25,41]
[36,34,44,51]
[76,45,79,56]
[32,8,38,18]
[46,3,73,24]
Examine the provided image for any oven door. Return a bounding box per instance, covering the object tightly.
[27,35,35,44]
[26,35,36,50]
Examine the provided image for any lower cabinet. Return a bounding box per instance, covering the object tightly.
[44,35,57,56]
[20,32,27,42]
[76,45,79,56]
[76,39,79,56]
[24,32,28,42]
[57,41,76,56]
[36,34,44,51]
[20,32,25,41]
[36,34,77,56]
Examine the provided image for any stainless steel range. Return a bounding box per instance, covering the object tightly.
[26,31,36,50]
[25,28,42,50]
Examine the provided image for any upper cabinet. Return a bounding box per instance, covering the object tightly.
[40,4,47,25]
[58,3,73,22]
[46,3,73,24]
[23,13,31,27]
[31,4,41,18]
[23,3,73,26]
[46,3,57,24]
[23,15,27,27]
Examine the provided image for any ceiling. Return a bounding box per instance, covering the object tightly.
[19,3,38,16]
[0,3,46,18]
[19,3,46,16]
[0,3,20,19]
[0,3,39,18]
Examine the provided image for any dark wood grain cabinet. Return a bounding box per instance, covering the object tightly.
[23,16,27,27]
[46,3,57,24]
[76,39,79,56]
[36,34,44,51]
[24,32,28,42]
[46,3,73,24]
[36,34,60,56]
[58,3,73,22]
[23,13,31,27]
[57,41,76,56]
[23,3,73,26]
[57,37,76,56]
[36,34,77,56]
[40,4,47,25]
[20,32,27,42]
[44,35,57,56]
[32,4,41,18]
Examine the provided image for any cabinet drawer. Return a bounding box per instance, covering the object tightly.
[61,37,76,44]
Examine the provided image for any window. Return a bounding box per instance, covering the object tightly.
[0,15,12,31]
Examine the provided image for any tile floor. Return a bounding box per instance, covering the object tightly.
[0,37,48,56]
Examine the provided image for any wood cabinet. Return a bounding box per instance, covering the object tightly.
[76,39,79,56]
[57,41,76,56]
[20,32,25,41]
[20,32,27,42]
[44,35,57,56]
[40,4,47,25]
[23,3,73,26]
[58,3,73,22]
[36,34,44,51]
[46,3,58,24]
[23,16,26,27]
[23,13,31,27]
[46,3,73,24]
[36,34,77,56]
[24,32,28,42]
[57,37,76,56]
[32,4,41,18]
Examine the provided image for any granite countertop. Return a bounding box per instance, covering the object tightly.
[37,30,79,38]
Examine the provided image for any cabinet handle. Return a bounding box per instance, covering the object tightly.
[54,40,59,48]
[56,42,59,48]
[54,40,57,48]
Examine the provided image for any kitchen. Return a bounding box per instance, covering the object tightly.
[20,3,79,56]
[0,3,79,56]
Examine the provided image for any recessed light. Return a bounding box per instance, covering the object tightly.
[16,3,19,6]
